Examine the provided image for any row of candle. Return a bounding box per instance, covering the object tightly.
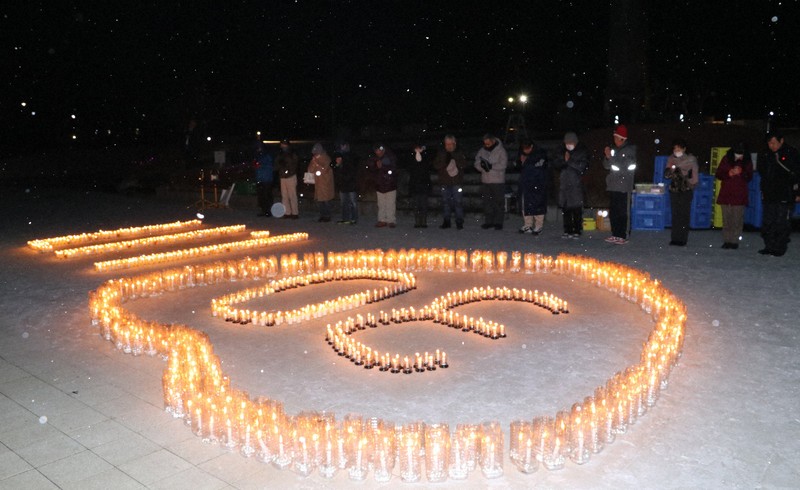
[28,219,202,252]
[54,225,247,259]
[89,247,686,479]
[93,232,308,272]
[211,268,416,326]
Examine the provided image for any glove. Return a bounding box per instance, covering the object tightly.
[479,157,492,172]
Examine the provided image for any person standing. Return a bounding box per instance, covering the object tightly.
[368,143,398,228]
[474,134,508,230]
[551,132,589,238]
[333,141,359,224]
[603,125,637,244]
[516,140,549,234]
[407,143,432,228]
[759,132,800,256]
[432,135,468,230]
[275,139,300,219]
[254,143,274,217]
[307,143,334,222]
[714,142,753,249]
[664,139,699,246]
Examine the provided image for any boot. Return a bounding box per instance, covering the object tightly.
[440,219,451,229]
[456,219,464,230]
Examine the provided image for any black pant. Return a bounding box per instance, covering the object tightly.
[670,190,694,244]
[413,193,428,225]
[608,191,629,239]
[482,183,505,226]
[256,182,273,214]
[761,201,793,254]
[563,207,583,234]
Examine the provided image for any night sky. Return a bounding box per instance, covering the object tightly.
[3,1,799,153]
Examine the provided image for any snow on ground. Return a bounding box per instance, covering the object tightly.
[1,187,799,488]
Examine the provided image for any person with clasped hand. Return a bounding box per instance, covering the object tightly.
[602,124,637,244]
[474,134,508,230]
[433,135,468,230]
[758,132,800,256]
[714,142,753,249]
[663,139,699,246]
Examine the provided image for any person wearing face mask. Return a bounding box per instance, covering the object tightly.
[603,125,637,244]
[664,139,699,246]
[714,142,753,249]
[552,132,589,238]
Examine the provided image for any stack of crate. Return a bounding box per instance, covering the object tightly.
[631,192,666,230]
[744,172,763,228]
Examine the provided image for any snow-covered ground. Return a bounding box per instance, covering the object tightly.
[1,187,798,488]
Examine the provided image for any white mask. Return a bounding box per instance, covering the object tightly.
[674,151,684,158]
[565,144,575,151]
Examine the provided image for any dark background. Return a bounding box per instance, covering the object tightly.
[3,0,799,155]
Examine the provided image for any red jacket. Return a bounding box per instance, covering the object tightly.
[715,154,753,206]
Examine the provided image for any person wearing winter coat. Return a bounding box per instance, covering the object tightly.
[275,139,300,219]
[333,142,359,224]
[474,134,508,230]
[367,143,398,228]
[664,139,699,246]
[516,140,549,234]
[759,132,800,256]
[432,135,468,230]
[603,125,637,243]
[407,144,433,228]
[714,142,753,249]
[254,144,275,217]
[551,132,589,238]
[307,143,334,222]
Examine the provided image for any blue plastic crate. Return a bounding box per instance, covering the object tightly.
[794,203,800,218]
[663,192,672,228]
[690,209,712,229]
[697,173,715,192]
[633,193,666,213]
[654,156,669,184]
[632,211,664,230]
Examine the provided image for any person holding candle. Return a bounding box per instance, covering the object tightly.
[406,142,433,228]
[603,125,637,244]
[664,139,699,246]
[307,142,334,222]
[368,143,398,228]
[714,142,754,249]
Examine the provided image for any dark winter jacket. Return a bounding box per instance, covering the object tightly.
[517,147,549,216]
[715,152,753,206]
[433,149,468,186]
[551,142,588,208]
[333,152,359,193]
[368,148,398,193]
[603,141,637,193]
[406,149,432,195]
[275,148,299,178]
[760,143,800,203]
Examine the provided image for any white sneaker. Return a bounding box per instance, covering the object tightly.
[561,233,571,239]
[519,226,533,234]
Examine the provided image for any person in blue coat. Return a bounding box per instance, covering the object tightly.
[254,143,274,216]
[516,140,549,234]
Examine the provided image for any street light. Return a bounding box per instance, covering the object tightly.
[519,94,528,112]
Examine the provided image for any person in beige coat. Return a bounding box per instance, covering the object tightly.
[307,143,334,222]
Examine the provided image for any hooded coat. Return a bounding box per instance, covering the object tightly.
[603,141,637,192]
[474,139,508,184]
[715,151,753,206]
[551,142,589,208]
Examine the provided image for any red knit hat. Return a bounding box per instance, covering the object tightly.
[614,125,628,139]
